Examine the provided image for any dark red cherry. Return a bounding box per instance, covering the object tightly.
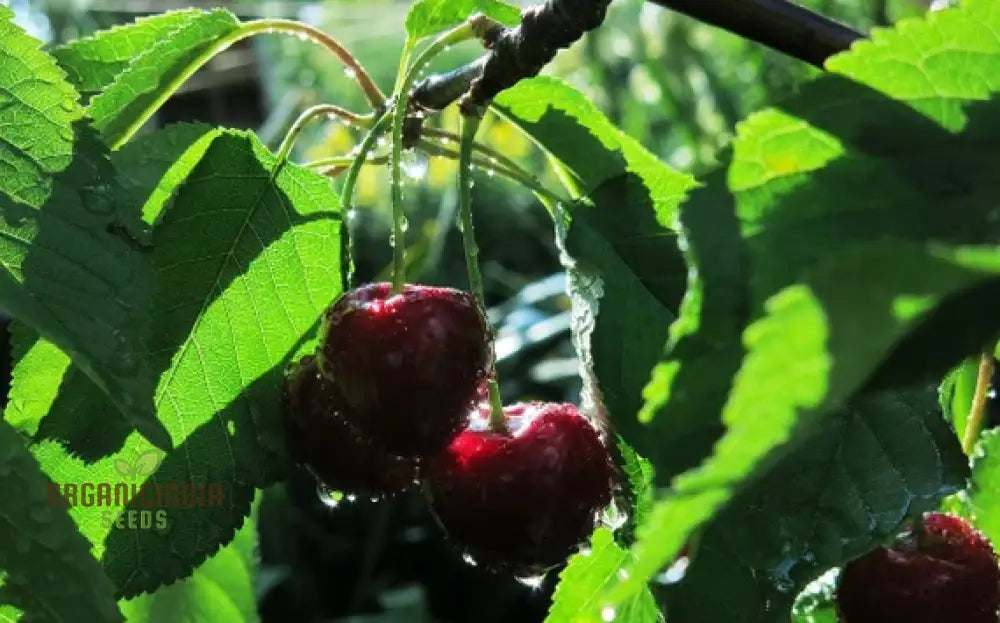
[281,355,418,495]
[837,512,1000,623]
[318,283,491,456]
[424,402,614,575]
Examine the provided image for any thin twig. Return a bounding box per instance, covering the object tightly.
[963,352,995,455]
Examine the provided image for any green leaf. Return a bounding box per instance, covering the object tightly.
[635,177,747,481]
[665,387,967,622]
[118,506,259,622]
[0,10,167,448]
[87,9,241,148]
[969,429,1000,546]
[7,129,342,596]
[0,5,82,207]
[113,122,222,225]
[596,1,1000,617]
[617,438,654,535]
[545,528,661,623]
[405,0,520,41]
[939,355,980,442]
[52,10,208,100]
[0,418,123,622]
[493,77,697,476]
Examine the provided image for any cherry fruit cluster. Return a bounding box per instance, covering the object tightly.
[282,282,615,574]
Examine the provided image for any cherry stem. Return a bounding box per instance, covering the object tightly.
[110,18,382,149]
[963,352,995,455]
[305,153,389,170]
[250,19,385,108]
[422,128,522,174]
[390,22,479,294]
[341,113,392,288]
[458,113,506,432]
[416,138,566,206]
[276,104,371,163]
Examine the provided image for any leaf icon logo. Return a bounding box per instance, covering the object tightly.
[134,450,163,478]
[113,450,165,481]
[114,458,132,479]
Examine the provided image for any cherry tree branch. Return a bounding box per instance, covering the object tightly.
[410,0,865,114]
[646,0,863,68]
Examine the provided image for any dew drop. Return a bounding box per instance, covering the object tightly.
[346,208,358,222]
[486,169,495,177]
[346,494,357,503]
[577,546,592,557]
[60,99,76,112]
[656,555,689,585]
[401,150,429,180]
[59,127,75,142]
[344,67,357,80]
[462,553,478,567]
[295,32,310,42]
[400,216,410,233]
[377,136,389,148]
[601,606,616,622]
[369,495,380,503]
[514,573,546,589]
[617,568,629,580]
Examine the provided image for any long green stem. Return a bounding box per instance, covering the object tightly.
[276,105,370,162]
[458,114,505,432]
[340,113,392,288]
[305,154,388,170]
[111,18,382,150]
[963,352,995,455]
[390,24,478,293]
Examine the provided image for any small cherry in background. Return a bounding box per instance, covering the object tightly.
[837,512,1000,623]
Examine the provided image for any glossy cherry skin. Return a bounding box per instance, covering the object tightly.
[281,355,418,496]
[424,402,614,575]
[319,283,491,456]
[837,512,1000,623]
